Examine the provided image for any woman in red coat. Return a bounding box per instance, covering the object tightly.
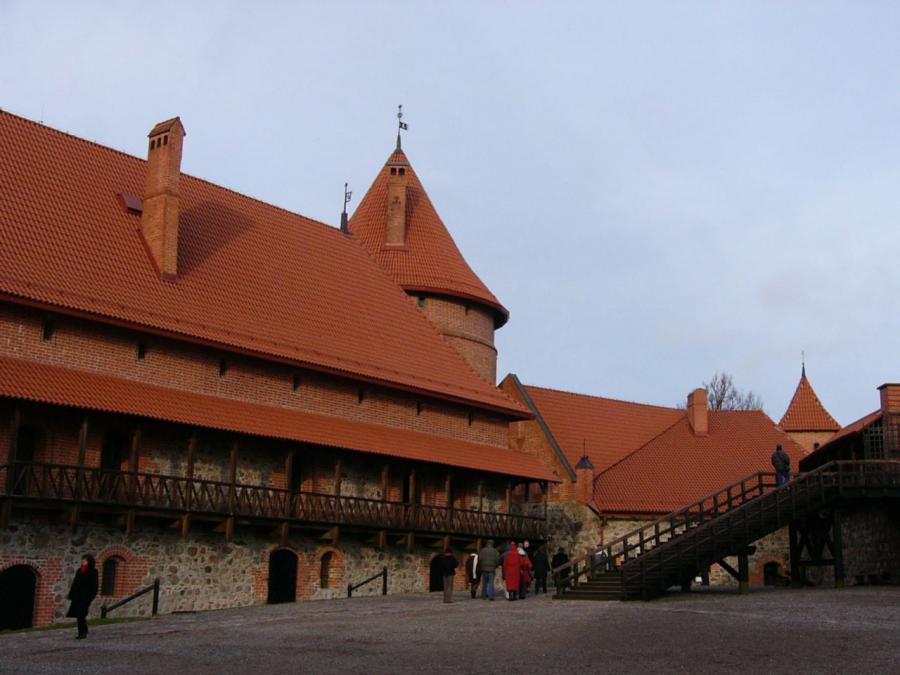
[502,543,522,600]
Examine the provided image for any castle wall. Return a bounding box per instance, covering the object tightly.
[414,296,497,384]
[0,304,509,449]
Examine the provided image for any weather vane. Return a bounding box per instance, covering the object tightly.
[396,104,408,150]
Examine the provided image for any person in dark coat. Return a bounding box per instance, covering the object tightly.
[67,554,99,639]
[551,547,570,590]
[478,539,500,600]
[438,549,458,604]
[532,544,551,594]
[771,444,791,487]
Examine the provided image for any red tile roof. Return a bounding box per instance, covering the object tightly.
[522,385,683,473]
[594,411,806,516]
[0,111,526,417]
[348,148,509,326]
[779,369,841,432]
[0,356,556,481]
[815,410,881,449]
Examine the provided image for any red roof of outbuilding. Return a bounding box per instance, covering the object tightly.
[0,111,526,417]
[594,411,806,516]
[0,356,556,481]
[779,369,841,432]
[522,385,683,473]
[348,148,509,326]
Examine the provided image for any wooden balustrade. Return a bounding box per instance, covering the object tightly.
[0,462,546,540]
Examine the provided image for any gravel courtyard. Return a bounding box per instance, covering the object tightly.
[2,587,899,674]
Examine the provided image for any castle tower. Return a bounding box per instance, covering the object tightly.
[349,142,507,384]
[779,364,841,453]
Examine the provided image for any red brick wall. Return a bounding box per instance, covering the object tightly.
[97,545,151,599]
[0,304,508,448]
[0,557,63,627]
[414,296,497,384]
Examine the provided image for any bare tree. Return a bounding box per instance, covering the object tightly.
[702,371,764,411]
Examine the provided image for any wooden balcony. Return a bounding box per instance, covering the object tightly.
[0,463,546,542]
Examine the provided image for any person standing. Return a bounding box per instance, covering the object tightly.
[478,539,499,600]
[465,552,481,599]
[551,546,570,591]
[532,544,550,594]
[518,546,533,599]
[502,542,522,601]
[67,554,99,639]
[439,548,458,604]
[771,444,791,487]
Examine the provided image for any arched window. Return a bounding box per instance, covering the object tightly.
[320,552,333,589]
[101,557,123,596]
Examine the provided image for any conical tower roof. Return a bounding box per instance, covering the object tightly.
[779,367,841,432]
[348,148,509,326]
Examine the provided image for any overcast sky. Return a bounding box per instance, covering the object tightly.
[2,1,898,425]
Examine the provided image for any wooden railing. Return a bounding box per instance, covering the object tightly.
[100,578,160,619]
[552,460,900,598]
[348,566,388,598]
[0,463,545,539]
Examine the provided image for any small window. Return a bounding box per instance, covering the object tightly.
[163,134,168,146]
[292,374,301,392]
[468,410,475,426]
[320,552,333,589]
[41,320,55,342]
[137,342,147,360]
[149,139,155,151]
[398,168,405,175]
[358,389,365,404]
[219,359,228,377]
[390,167,397,175]
[101,557,121,596]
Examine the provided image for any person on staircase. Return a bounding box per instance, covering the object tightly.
[771,444,791,487]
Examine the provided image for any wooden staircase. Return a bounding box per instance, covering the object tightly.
[553,460,900,601]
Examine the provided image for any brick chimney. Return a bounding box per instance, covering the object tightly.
[141,117,186,280]
[575,454,594,505]
[385,159,408,246]
[687,388,709,436]
[879,383,900,415]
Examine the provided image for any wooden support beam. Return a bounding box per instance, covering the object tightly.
[505,481,512,513]
[323,525,340,545]
[68,506,80,532]
[4,407,22,508]
[832,509,845,588]
[279,521,289,547]
[334,455,343,497]
[377,530,387,550]
[477,480,484,512]
[284,451,294,492]
[224,516,234,543]
[381,465,389,501]
[228,440,238,513]
[179,515,190,540]
[405,531,414,554]
[441,534,450,551]
[129,425,142,473]
[77,416,89,467]
[738,552,749,594]
[444,475,453,510]
[124,509,135,539]
[717,559,740,580]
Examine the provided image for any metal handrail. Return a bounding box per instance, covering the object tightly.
[100,578,160,619]
[348,567,388,598]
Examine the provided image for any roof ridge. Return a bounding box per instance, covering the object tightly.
[593,413,687,479]
[523,382,679,412]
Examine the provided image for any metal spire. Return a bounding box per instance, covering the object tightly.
[396,104,408,151]
[801,350,806,378]
[340,182,352,235]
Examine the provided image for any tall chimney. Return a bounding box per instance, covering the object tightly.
[385,161,408,246]
[687,388,709,436]
[141,117,186,280]
[879,383,900,415]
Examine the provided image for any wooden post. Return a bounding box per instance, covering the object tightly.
[444,475,453,509]
[408,469,416,504]
[228,439,238,511]
[182,433,196,540]
[381,465,389,501]
[832,509,845,588]
[738,551,750,594]
[77,416,88,466]
[129,425,142,473]
[477,480,484,512]
[285,451,294,492]
[542,480,549,519]
[334,455,343,497]
[505,481,512,513]
[788,521,803,587]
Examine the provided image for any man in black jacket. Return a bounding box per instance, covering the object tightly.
[771,444,791,487]
[439,549,458,604]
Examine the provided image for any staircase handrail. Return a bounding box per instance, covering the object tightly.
[100,578,160,619]
[552,469,777,588]
[347,566,388,598]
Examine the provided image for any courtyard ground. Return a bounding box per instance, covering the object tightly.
[2,586,899,674]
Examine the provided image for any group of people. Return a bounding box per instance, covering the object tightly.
[439,540,568,602]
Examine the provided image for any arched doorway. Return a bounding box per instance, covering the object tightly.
[267,549,298,604]
[429,555,443,592]
[0,565,37,630]
[764,561,781,586]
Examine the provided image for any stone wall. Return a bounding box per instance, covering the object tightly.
[0,515,480,626]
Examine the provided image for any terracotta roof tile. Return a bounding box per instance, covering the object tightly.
[779,369,841,432]
[0,356,556,481]
[0,111,526,417]
[348,148,509,326]
[594,411,806,515]
[522,385,683,473]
